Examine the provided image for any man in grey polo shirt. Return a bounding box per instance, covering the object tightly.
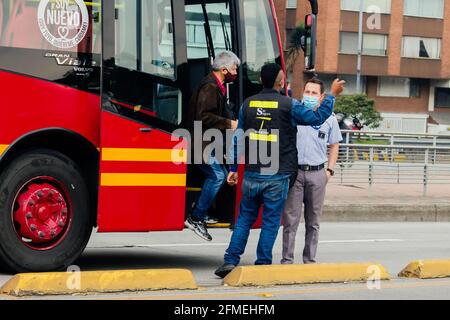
[281,78,343,265]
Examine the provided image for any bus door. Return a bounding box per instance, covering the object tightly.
[183,0,239,226]
[98,0,189,232]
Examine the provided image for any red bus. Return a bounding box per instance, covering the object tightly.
[0,0,314,273]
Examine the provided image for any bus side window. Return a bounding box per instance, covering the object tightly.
[1,0,44,49]
[0,1,3,40]
[114,0,182,126]
[0,0,101,54]
[154,84,182,125]
[115,0,175,79]
[141,0,175,78]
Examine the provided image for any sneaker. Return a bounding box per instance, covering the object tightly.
[184,216,212,241]
[214,263,236,279]
[204,216,219,224]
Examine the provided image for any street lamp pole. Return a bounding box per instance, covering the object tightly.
[356,0,364,93]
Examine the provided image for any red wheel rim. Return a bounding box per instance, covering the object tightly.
[12,176,73,251]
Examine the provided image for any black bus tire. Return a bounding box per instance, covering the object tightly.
[0,149,92,273]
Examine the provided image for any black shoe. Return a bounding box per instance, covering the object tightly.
[214,263,236,279]
[184,216,212,241]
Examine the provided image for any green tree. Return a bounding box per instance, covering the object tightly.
[334,94,383,129]
[285,24,305,74]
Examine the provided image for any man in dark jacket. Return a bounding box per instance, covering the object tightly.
[214,63,345,278]
[185,51,239,241]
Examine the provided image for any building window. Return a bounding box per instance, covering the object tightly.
[340,32,388,56]
[341,0,391,14]
[285,28,295,48]
[435,88,450,108]
[340,32,359,54]
[377,77,421,98]
[286,0,297,9]
[410,79,421,98]
[364,34,388,56]
[404,0,444,19]
[402,36,441,59]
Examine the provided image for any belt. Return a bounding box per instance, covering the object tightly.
[298,163,325,171]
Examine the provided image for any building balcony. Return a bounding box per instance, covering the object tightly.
[337,53,389,76]
[400,58,443,79]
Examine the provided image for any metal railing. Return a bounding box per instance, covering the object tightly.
[341,130,450,147]
[332,134,450,195]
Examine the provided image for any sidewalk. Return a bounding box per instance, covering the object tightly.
[322,183,450,222]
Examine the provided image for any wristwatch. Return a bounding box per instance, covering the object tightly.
[326,168,335,176]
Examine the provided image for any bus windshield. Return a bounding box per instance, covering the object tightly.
[242,0,280,84]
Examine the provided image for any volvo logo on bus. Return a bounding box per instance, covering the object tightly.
[37,0,89,49]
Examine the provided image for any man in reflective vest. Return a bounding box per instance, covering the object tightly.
[214,63,345,278]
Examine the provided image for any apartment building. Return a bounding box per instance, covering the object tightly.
[275,0,450,133]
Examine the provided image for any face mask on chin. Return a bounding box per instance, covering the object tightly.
[302,95,320,109]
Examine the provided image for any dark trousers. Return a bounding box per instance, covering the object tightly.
[224,176,289,266]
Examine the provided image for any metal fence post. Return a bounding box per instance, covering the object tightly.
[433,136,437,165]
[424,148,429,196]
[346,132,350,164]
[369,147,374,189]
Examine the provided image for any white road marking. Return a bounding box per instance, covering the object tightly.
[319,239,403,244]
[88,243,230,249]
[88,239,404,249]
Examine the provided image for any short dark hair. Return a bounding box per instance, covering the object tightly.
[304,78,325,94]
[261,63,282,89]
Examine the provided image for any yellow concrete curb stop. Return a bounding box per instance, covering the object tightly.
[224,263,390,287]
[0,269,197,297]
[399,260,450,279]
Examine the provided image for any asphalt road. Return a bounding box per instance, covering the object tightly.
[2,222,450,300]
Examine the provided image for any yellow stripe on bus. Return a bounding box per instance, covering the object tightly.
[249,133,278,142]
[249,101,279,109]
[101,173,187,187]
[186,187,202,192]
[0,145,9,157]
[102,148,187,163]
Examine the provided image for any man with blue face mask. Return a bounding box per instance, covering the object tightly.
[281,78,344,265]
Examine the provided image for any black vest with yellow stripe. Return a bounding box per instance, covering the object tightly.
[242,89,298,175]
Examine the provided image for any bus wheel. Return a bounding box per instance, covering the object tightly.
[0,149,92,273]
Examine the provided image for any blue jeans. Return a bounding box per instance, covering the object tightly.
[191,156,228,221]
[224,174,289,266]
